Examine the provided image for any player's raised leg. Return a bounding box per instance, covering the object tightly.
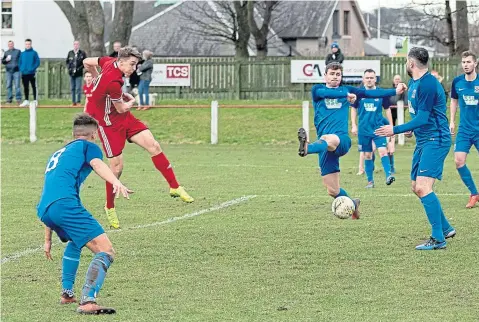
[301,133,360,219]
[77,233,116,314]
[129,129,194,202]
[455,150,479,208]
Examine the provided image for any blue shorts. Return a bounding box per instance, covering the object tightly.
[411,142,451,181]
[39,198,105,248]
[454,131,479,153]
[318,135,351,176]
[358,135,387,152]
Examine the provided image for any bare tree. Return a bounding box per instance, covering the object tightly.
[108,1,135,53]
[367,0,477,56]
[456,0,469,53]
[178,1,251,59]
[247,1,278,58]
[55,0,134,57]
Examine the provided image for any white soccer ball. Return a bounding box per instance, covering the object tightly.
[331,196,355,219]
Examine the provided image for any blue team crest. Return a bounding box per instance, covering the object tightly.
[411,89,416,98]
[475,86,479,93]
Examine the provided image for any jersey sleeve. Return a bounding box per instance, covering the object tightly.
[84,142,103,164]
[450,77,459,99]
[106,81,123,101]
[99,56,113,69]
[311,84,349,100]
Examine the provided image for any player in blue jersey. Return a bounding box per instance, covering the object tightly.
[449,50,479,208]
[375,47,456,250]
[297,62,405,219]
[36,113,132,314]
[351,69,395,188]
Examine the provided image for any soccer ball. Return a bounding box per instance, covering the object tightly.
[331,196,355,219]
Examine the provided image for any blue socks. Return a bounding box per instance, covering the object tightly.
[365,159,374,182]
[307,140,328,154]
[381,155,392,177]
[457,165,478,195]
[335,188,349,198]
[81,252,114,304]
[420,192,449,242]
[389,153,395,172]
[62,242,81,292]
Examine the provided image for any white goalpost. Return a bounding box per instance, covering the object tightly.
[211,100,218,144]
[29,101,37,143]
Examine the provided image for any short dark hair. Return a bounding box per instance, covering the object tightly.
[73,113,98,137]
[408,47,429,67]
[364,69,376,74]
[325,62,343,74]
[461,50,477,62]
[25,38,32,43]
[118,46,142,61]
[84,71,92,76]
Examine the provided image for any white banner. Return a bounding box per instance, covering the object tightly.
[291,60,381,83]
[150,64,191,86]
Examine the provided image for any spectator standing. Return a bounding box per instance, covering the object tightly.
[2,40,22,104]
[109,41,121,58]
[19,39,40,107]
[128,46,143,94]
[325,42,344,65]
[66,40,87,106]
[137,50,154,110]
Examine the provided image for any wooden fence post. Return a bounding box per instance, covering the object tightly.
[43,60,49,99]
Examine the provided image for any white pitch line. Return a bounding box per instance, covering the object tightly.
[258,193,469,198]
[1,195,256,265]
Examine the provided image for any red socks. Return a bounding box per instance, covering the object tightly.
[106,182,115,209]
[152,152,179,189]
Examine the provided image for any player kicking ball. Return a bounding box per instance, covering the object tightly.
[351,69,395,188]
[298,62,404,219]
[37,114,132,314]
[376,47,456,250]
[83,47,193,229]
[449,50,479,208]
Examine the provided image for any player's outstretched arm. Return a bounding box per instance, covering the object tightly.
[83,57,100,79]
[44,226,53,260]
[311,85,349,101]
[348,86,398,99]
[90,158,133,199]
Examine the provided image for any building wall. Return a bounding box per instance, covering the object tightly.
[1,0,73,58]
[335,0,366,56]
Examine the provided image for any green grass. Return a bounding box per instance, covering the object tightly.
[2,108,478,321]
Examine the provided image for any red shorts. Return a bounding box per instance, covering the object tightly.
[97,113,148,158]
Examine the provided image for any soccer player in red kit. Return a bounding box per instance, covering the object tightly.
[83,71,93,113]
[83,47,194,229]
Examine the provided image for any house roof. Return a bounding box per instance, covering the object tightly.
[105,0,368,56]
[271,1,338,39]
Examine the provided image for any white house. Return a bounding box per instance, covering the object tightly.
[1,0,74,58]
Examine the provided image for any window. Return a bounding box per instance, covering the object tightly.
[1,0,12,29]
[343,10,350,36]
[332,10,339,37]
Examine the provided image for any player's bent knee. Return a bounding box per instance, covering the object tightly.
[454,157,466,168]
[149,141,162,156]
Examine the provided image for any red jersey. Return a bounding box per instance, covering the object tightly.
[83,83,93,99]
[86,57,127,127]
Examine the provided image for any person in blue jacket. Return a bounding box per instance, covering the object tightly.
[19,38,40,107]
